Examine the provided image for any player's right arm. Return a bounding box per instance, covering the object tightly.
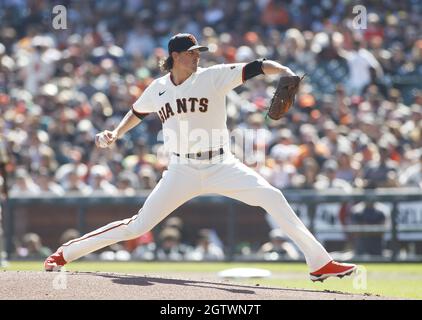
[95,82,156,149]
[95,109,142,148]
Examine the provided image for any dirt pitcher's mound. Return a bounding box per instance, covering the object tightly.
[0,271,391,300]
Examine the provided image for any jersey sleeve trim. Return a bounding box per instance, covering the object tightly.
[131,106,150,120]
[242,65,246,83]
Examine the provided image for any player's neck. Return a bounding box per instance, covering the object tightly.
[170,68,194,86]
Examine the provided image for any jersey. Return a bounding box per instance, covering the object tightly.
[132,63,246,154]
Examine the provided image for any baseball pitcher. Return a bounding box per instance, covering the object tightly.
[45,33,356,282]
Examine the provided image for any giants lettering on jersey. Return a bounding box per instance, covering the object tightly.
[157,97,209,123]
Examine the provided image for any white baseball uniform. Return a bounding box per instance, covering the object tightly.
[61,63,332,272]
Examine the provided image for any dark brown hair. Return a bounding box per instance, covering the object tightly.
[159,56,173,72]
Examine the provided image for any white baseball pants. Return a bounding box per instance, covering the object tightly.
[61,153,332,272]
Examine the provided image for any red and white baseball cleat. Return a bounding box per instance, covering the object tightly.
[44,247,67,271]
[310,260,357,282]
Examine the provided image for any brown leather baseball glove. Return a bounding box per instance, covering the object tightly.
[266,75,305,120]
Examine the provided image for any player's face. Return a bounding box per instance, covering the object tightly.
[177,49,200,73]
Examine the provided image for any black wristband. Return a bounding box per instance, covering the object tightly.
[243,58,266,82]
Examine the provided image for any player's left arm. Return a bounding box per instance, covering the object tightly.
[261,60,296,77]
[213,59,297,92]
[243,59,296,82]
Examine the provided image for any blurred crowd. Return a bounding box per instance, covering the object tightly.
[0,0,421,199]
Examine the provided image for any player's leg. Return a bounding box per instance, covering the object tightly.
[46,164,201,268]
[203,157,332,272]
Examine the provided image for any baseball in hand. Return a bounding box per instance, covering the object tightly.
[95,131,115,148]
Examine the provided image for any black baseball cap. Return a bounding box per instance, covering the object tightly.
[168,33,208,54]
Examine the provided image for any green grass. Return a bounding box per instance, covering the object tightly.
[3,261,422,299]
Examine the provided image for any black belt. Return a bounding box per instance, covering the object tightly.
[174,148,224,160]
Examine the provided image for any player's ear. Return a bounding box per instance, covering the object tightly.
[171,51,179,62]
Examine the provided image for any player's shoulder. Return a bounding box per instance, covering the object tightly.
[142,74,168,92]
[195,66,212,75]
[190,66,215,80]
[196,64,244,77]
[206,63,244,71]
[153,74,169,86]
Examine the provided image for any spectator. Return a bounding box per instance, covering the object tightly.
[155,227,193,261]
[314,159,353,238]
[258,229,300,261]
[314,160,353,192]
[401,104,422,144]
[361,67,389,98]
[320,121,352,158]
[336,151,359,184]
[291,157,319,189]
[163,216,184,234]
[9,168,40,195]
[16,233,51,259]
[88,164,118,195]
[34,169,65,196]
[399,155,422,188]
[269,128,299,163]
[20,35,58,95]
[363,13,385,43]
[138,165,157,189]
[294,126,329,169]
[128,232,156,261]
[340,37,384,96]
[269,153,296,189]
[261,0,290,30]
[116,171,140,195]
[61,170,92,195]
[98,242,131,261]
[187,229,225,261]
[350,201,388,256]
[360,144,399,188]
[55,149,88,186]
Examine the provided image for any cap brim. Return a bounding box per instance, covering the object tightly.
[187,45,208,52]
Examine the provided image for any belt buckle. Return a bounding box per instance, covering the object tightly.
[184,148,224,160]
